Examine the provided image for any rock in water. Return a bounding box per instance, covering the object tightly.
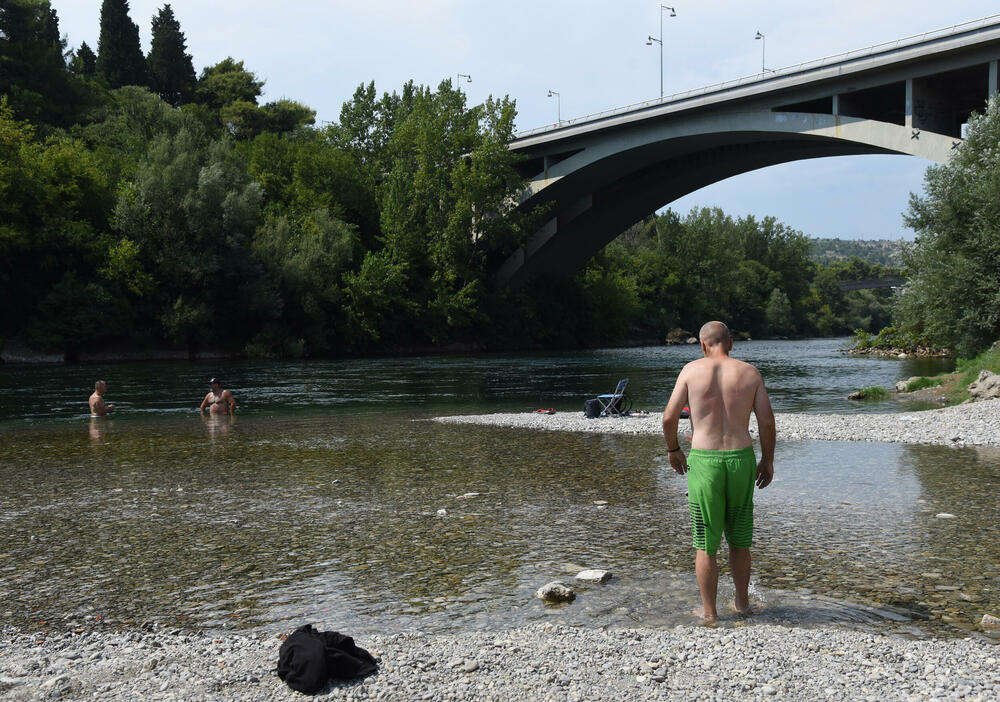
[535,581,576,603]
[982,613,1000,630]
[575,569,612,583]
[968,370,1000,400]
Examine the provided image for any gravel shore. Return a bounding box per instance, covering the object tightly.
[433,398,1000,447]
[2,623,997,701]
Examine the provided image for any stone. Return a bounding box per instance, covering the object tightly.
[968,370,1000,401]
[685,337,698,344]
[982,614,1000,630]
[935,513,957,519]
[664,328,693,345]
[896,377,921,392]
[847,390,865,400]
[535,581,576,603]
[436,509,447,516]
[462,660,479,673]
[575,569,612,583]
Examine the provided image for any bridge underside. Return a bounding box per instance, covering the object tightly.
[496,37,1000,288]
[496,121,948,288]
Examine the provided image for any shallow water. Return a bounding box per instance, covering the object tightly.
[1,404,997,640]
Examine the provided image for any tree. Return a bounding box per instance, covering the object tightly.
[112,129,280,351]
[0,0,86,125]
[900,94,1000,356]
[96,0,147,88]
[194,57,264,111]
[147,4,195,106]
[71,41,97,75]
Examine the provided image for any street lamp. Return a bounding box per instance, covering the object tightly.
[646,5,676,98]
[457,73,471,87]
[754,31,768,74]
[547,90,561,124]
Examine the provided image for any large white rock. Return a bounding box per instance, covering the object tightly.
[981,613,1000,630]
[535,581,576,603]
[576,569,612,583]
[968,370,1000,401]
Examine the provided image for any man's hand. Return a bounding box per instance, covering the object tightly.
[669,450,688,475]
[756,459,774,489]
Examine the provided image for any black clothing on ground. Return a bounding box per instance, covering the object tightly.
[277,624,378,694]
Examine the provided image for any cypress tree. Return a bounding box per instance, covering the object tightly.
[96,0,147,88]
[147,4,195,106]
[73,41,97,76]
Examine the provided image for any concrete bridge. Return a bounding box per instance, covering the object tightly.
[496,16,1000,288]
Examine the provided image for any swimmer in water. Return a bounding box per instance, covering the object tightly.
[200,377,236,415]
[89,380,115,417]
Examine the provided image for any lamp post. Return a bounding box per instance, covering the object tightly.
[457,73,471,87]
[547,90,561,124]
[646,5,676,98]
[754,31,767,74]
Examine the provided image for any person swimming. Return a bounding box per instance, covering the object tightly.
[200,377,236,415]
[89,380,115,417]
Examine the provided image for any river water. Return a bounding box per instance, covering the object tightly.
[1,339,997,640]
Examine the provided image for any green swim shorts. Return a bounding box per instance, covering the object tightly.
[686,446,757,556]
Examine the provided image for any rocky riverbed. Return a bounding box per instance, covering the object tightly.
[2,623,997,701]
[433,398,1000,447]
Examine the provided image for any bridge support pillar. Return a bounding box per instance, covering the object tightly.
[990,60,998,97]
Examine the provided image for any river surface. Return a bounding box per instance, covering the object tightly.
[2,339,997,641]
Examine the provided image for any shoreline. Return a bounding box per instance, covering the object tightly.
[433,398,1000,447]
[1,623,996,701]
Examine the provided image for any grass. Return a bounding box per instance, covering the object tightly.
[896,347,1000,404]
[905,376,942,392]
[853,386,890,400]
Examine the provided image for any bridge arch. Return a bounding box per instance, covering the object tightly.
[495,17,1000,287]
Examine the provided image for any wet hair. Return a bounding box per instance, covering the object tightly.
[698,321,731,347]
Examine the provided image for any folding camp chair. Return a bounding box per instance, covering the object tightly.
[596,378,630,416]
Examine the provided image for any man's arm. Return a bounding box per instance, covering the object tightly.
[199,393,210,412]
[752,375,775,488]
[224,391,236,413]
[662,369,690,475]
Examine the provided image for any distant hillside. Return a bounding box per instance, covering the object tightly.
[809,238,907,267]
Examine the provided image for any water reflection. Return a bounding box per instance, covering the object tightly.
[1,413,996,640]
[202,413,235,440]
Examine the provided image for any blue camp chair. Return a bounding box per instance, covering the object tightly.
[596,378,629,416]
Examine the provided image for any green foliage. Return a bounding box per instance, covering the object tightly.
[70,41,97,76]
[195,57,264,112]
[900,94,1000,357]
[147,4,196,107]
[96,0,147,89]
[852,386,890,400]
[0,0,89,126]
[112,130,279,350]
[905,377,942,392]
[850,324,933,351]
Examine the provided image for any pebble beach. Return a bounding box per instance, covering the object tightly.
[4,400,999,700]
[433,397,1000,447]
[2,623,998,701]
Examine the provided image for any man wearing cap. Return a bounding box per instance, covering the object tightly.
[200,378,237,415]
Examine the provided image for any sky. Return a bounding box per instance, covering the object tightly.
[50,0,1000,241]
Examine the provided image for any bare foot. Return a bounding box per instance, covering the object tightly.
[692,607,718,623]
[733,602,761,617]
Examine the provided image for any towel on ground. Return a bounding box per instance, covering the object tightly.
[277,624,378,694]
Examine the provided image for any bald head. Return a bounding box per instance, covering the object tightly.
[94,380,107,392]
[699,321,732,348]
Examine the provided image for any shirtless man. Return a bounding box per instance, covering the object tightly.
[89,380,115,417]
[662,321,775,623]
[200,378,236,415]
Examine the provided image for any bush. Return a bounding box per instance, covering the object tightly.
[852,386,890,400]
[905,377,942,392]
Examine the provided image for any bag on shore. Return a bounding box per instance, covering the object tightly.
[583,398,601,418]
[277,624,378,694]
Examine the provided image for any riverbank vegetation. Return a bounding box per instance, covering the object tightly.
[2,1,903,360]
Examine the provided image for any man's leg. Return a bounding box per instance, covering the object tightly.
[729,546,751,614]
[694,549,719,622]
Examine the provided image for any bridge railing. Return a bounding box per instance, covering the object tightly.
[514,14,1000,140]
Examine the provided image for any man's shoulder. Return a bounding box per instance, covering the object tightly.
[728,357,763,379]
